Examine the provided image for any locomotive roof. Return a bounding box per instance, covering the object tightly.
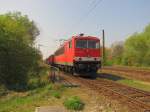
[62,36,100,46]
[73,36,100,40]
[54,36,100,54]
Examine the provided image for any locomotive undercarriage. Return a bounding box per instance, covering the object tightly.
[74,61,101,73]
[54,61,101,77]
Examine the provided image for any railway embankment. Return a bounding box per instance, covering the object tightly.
[61,72,150,112]
[97,71,150,92]
[0,73,120,112]
[102,66,150,82]
[1,70,150,112]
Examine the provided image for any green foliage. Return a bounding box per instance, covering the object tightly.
[0,12,41,91]
[117,79,150,92]
[27,78,41,90]
[46,84,53,90]
[63,96,84,110]
[104,45,123,66]
[104,48,113,66]
[50,84,67,99]
[105,24,150,67]
[123,25,150,66]
[52,91,61,99]
[0,85,8,96]
[0,82,83,112]
[110,41,124,65]
[0,85,52,112]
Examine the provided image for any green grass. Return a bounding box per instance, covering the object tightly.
[112,65,150,71]
[99,71,150,92]
[63,96,84,111]
[0,85,8,96]
[99,70,150,92]
[51,91,61,99]
[0,87,48,112]
[0,82,87,112]
[117,79,150,92]
[0,83,65,112]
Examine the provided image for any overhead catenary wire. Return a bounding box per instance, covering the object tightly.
[66,0,103,36]
[80,0,103,24]
[57,0,103,48]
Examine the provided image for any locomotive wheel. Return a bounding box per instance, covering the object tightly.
[65,66,68,72]
[89,72,97,79]
[72,72,80,77]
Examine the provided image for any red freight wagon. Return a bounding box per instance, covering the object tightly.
[48,34,101,76]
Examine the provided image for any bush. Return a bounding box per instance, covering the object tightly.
[0,85,8,96]
[0,12,41,91]
[51,91,61,99]
[63,96,84,110]
[27,78,40,90]
[46,84,53,90]
[27,71,51,90]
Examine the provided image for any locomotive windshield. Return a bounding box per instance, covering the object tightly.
[76,39,99,49]
[88,40,100,49]
[76,40,87,48]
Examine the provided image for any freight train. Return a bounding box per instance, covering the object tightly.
[46,34,101,76]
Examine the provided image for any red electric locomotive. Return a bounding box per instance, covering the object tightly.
[48,34,101,76]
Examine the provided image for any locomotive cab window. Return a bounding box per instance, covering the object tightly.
[76,40,87,48]
[88,40,100,49]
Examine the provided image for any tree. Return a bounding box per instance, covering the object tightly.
[111,41,124,64]
[104,48,113,66]
[123,24,150,66]
[0,12,41,90]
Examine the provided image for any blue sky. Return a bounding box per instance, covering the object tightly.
[0,0,150,58]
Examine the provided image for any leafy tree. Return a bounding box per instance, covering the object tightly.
[103,48,113,66]
[123,24,150,66]
[106,24,150,67]
[111,41,124,64]
[0,12,41,90]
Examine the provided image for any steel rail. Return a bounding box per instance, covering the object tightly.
[80,79,150,110]
[61,72,150,111]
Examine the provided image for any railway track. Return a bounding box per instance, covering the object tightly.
[60,72,150,112]
[102,66,150,82]
[103,66,150,75]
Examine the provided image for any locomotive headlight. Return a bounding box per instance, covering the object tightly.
[74,57,100,61]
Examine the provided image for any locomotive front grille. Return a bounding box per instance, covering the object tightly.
[74,57,101,62]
